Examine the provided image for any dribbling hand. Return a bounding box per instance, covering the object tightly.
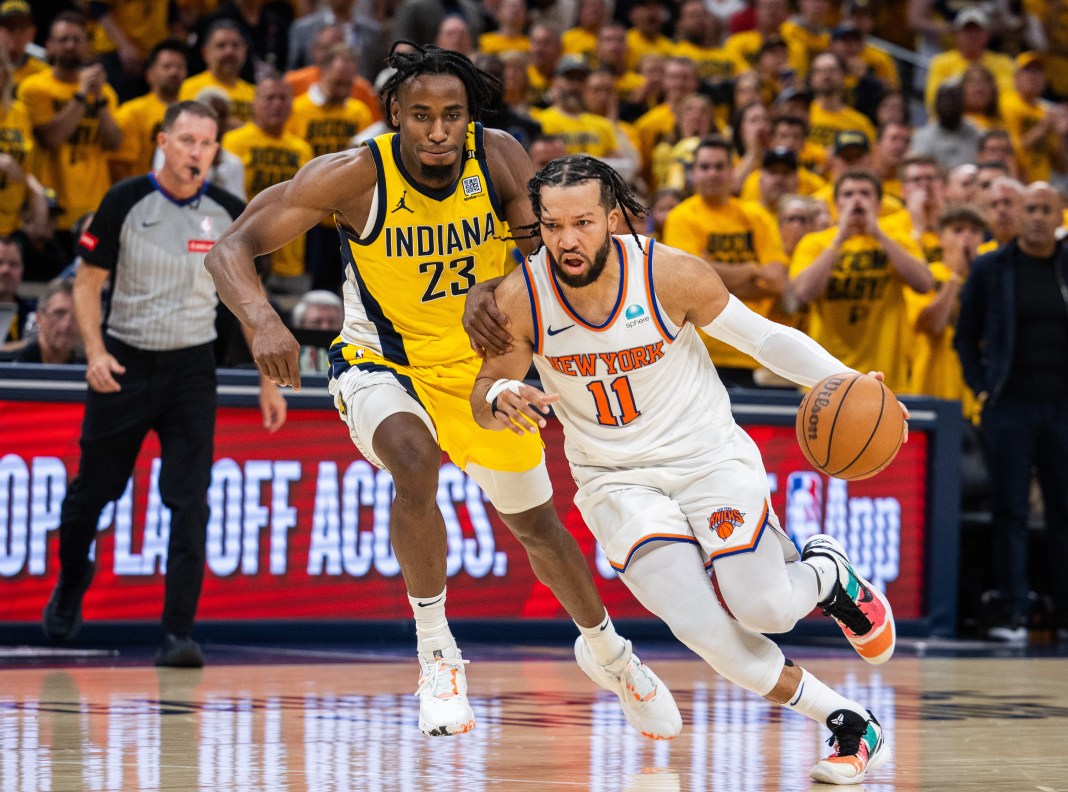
[252,320,302,392]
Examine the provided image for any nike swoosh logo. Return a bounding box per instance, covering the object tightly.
[142,220,161,228]
[546,324,575,336]
[417,596,444,608]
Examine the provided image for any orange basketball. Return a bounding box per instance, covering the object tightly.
[796,373,904,480]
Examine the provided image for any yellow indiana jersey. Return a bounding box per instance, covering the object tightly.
[904,261,979,419]
[662,195,786,370]
[332,122,512,369]
[807,100,877,151]
[286,93,372,157]
[111,91,169,179]
[16,71,118,227]
[0,101,33,236]
[222,122,313,277]
[789,224,923,393]
[179,71,256,124]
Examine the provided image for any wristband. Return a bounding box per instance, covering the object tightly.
[486,378,523,417]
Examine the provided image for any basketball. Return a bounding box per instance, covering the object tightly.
[796,373,904,480]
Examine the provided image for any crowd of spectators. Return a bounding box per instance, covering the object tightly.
[1,0,1067,639]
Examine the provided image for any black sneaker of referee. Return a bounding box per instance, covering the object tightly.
[156,634,205,668]
[42,561,95,642]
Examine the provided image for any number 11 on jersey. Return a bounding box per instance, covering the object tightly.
[587,376,641,426]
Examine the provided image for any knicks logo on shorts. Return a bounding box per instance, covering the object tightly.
[708,507,745,540]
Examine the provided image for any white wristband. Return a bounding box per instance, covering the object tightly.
[486,378,523,405]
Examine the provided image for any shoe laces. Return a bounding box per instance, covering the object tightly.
[822,575,874,635]
[620,657,658,704]
[416,655,469,700]
[825,711,868,758]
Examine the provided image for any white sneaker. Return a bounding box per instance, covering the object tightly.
[574,637,682,740]
[415,649,475,736]
[987,624,1028,643]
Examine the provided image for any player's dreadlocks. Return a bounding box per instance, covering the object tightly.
[522,155,648,251]
[379,40,502,122]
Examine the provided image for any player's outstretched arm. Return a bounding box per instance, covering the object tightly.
[470,271,557,435]
[206,152,365,389]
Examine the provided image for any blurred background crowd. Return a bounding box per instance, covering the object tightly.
[1,0,1067,638]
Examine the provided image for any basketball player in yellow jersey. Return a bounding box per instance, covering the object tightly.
[205,42,681,740]
[790,169,933,394]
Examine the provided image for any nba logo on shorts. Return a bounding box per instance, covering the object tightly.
[786,472,823,548]
[462,176,482,197]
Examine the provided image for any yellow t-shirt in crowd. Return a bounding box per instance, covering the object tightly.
[12,56,48,96]
[625,29,675,71]
[1000,90,1059,184]
[881,210,943,264]
[740,167,826,202]
[179,71,256,124]
[662,194,786,370]
[286,93,372,158]
[799,140,828,175]
[222,123,313,277]
[789,223,924,393]
[924,50,1014,110]
[0,101,33,236]
[807,100,877,151]
[529,107,618,156]
[111,91,169,179]
[780,19,829,66]
[479,32,530,54]
[723,29,809,76]
[562,27,598,60]
[90,0,169,55]
[17,71,119,227]
[904,261,979,419]
[672,40,745,82]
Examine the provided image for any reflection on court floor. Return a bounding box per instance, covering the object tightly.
[0,655,1064,791]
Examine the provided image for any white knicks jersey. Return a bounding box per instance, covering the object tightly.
[522,234,736,468]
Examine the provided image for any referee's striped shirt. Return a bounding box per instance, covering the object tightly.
[77,174,245,352]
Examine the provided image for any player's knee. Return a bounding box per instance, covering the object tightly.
[500,503,561,549]
[382,437,441,503]
[725,590,797,634]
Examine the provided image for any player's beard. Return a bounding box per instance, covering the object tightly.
[550,233,612,288]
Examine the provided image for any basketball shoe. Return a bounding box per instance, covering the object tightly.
[415,648,475,736]
[810,709,889,784]
[802,534,896,664]
[42,561,95,642]
[574,637,682,740]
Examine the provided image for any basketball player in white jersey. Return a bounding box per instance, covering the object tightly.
[470,155,904,785]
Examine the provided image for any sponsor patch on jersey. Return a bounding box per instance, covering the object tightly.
[625,303,650,328]
[79,231,98,251]
[708,507,745,541]
[188,239,215,253]
[462,175,483,197]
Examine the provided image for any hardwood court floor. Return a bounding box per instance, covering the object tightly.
[1,644,1066,791]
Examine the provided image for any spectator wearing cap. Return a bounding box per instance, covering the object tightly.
[910,83,981,170]
[871,120,912,201]
[13,277,81,364]
[843,0,899,91]
[740,136,826,203]
[88,0,171,103]
[812,130,903,219]
[883,154,949,264]
[0,0,46,94]
[781,0,831,67]
[748,146,802,214]
[109,39,187,183]
[903,204,987,419]
[17,11,121,243]
[672,0,746,84]
[806,52,876,153]
[479,0,529,56]
[530,55,620,159]
[1000,52,1068,184]
[562,0,608,63]
[924,8,1014,111]
[178,20,255,124]
[790,168,932,393]
[724,0,808,78]
[662,135,787,388]
[625,0,675,72]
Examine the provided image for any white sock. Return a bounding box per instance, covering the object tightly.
[802,556,839,605]
[783,668,868,725]
[408,588,456,659]
[575,610,627,666]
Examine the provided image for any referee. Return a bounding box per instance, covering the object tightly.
[42,100,287,667]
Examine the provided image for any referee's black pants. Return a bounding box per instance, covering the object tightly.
[58,338,217,638]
